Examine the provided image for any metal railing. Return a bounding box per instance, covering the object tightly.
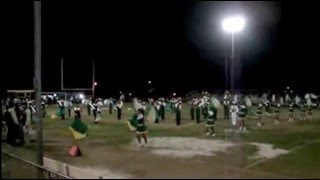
[1,150,73,179]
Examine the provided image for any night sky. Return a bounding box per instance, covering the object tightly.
[2,1,320,98]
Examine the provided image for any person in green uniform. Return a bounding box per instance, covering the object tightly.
[70,103,88,138]
[257,103,263,127]
[136,108,148,147]
[288,103,294,122]
[300,103,306,120]
[175,101,182,126]
[205,106,216,137]
[154,101,160,124]
[56,99,65,120]
[238,104,247,131]
[190,99,195,120]
[274,103,280,124]
[195,99,201,124]
[160,99,165,121]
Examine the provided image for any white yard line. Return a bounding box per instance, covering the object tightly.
[246,139,320,169]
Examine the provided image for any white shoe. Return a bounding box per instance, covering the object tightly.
[206,132,211,136]
[212,134,216,137]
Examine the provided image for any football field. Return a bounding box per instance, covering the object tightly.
[3,103,320,178]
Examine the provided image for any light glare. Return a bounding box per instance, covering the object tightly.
[222,16,245,33]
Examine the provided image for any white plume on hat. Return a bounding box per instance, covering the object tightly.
[245,96,252,107]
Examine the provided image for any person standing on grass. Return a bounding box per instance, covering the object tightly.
[274,103,280,124]
[205,105,216,137]
[175,100,182,126]
[6,101,20,146]
[92,99,98,122]
[230,101,239,131]
[288,103,294,122]
[238,104,247,132]
[94,99,103,123]
[257,103,263,127]
[190,99,195,120]
[307,104,313,120]
[56,98,65,120]
[160,99,166,121]
[223,91,231,120]
[87,98,92,116]
[109,98,113,115]
[136,108,148,148]
[116,99,123,120]
[300,103,306,120]
[41,99,46,118]
[195,99,201,124]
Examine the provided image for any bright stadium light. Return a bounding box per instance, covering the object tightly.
[221,15,246,93]
[53,94,57,97]
[79,94,84,99]
[222,16,245,33]
[173,93,176,96]
[94,82,98,86]
[148,81,152,84]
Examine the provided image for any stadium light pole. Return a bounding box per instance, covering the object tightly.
[34,1,44,178]
[92,82,97,100]
[222,16,245,93]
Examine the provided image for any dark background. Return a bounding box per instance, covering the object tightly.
[1,1,320,98]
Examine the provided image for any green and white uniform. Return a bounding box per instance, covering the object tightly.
[136,114,147,134]
[205,106,215,136]
[206,107,215,127]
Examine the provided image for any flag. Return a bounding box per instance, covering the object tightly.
[69,118,88,140]
[210,97,221,108]
[127,114,137,131]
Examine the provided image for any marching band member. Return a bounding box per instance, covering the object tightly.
[116,99,123,120]
[195,99,201,124]
[205,105,216,137]
[230,101,239,131]
[56,98,65,120]
[41,99,46,118]
[92,99,98,122]
[288,103,294,122]
[190,99,195,120]
[94,99,103,123]
[223,91,231,120]
[238,103,247,131]
[274,103,281,124]
[300,103,306,121]
[136,108,148,148]
[257,103,263,127]
[175,100,182,126]
[87,98,92,116]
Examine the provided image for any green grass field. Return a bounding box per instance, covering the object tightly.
[2,103,320,178]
